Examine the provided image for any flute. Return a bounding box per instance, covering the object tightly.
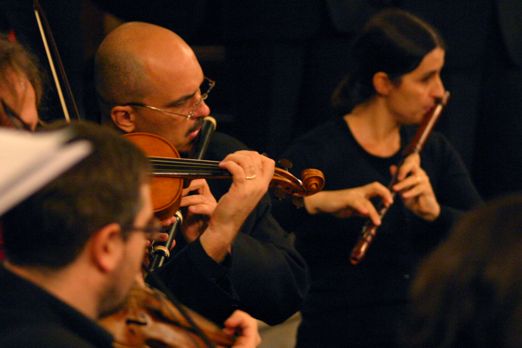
[350,92,450,265]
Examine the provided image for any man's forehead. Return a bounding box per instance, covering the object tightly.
[145,63,204,103]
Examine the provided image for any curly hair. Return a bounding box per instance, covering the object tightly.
[0,35,43,106]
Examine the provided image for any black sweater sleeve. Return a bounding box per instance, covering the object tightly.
[229,194,310,324]
[424,132,483,232]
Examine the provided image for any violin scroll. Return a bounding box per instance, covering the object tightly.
[301,168,325,195]
[271,165,325,206]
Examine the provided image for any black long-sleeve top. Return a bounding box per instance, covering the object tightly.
[273,117,482,346]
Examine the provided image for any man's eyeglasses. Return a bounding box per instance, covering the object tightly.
[124,77,215,120]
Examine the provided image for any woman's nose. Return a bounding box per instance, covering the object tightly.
[432,75,445,99]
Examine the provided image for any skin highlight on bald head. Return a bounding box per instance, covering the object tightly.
[95,22,200,121]
[95,22,153,119]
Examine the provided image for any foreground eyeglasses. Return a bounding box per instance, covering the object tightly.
[122,218,164,237]
[0,99,33,131]
[124,77,215,120]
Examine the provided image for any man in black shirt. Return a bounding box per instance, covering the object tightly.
[0,123,151,347]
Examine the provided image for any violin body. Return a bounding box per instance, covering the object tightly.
[99,282,234,348]
[125,132,185,220]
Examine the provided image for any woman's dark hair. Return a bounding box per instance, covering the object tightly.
[332,9,445,114]
[407,193,522,348]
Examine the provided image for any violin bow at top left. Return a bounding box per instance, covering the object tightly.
[33,0,81,122]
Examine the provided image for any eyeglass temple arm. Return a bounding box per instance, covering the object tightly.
[0,99,33,131]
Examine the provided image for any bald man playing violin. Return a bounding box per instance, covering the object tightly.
[94,22,309,325]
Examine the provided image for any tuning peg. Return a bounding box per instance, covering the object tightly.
[277,159,293,171]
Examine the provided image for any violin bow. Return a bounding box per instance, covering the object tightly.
[33,0,81,122]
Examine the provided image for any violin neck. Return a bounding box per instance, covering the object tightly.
[149,156,231,179]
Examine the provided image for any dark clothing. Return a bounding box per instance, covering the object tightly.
[151,132,309,325]
[0,266,113,348]
[0,225,4,261]
[273,118,482,347]
[221,0,383,156]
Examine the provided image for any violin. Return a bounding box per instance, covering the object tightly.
[124,132,325,220]
[350,92,450,265]
[99,279,233,348]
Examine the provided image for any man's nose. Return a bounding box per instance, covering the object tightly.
[192,99,211,119]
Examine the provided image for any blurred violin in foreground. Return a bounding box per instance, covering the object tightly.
[100,280,234,348]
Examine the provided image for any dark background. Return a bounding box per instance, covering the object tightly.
[1,0,521,199]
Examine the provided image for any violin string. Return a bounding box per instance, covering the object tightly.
[149,158,231,177]
[152,165,229,175]
[153,171,230,178]
[152,164,224,171]
[150,159,223,169]
[150,156,220,165]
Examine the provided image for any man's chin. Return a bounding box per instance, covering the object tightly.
[179,142,195,157]
[98,297,128,319]
[97,285,134,319]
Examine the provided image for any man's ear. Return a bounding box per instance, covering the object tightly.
[89,223,124,273]
[111,105,136,133]
[372,72,392,96]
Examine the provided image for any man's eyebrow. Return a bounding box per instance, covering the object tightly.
[164,78,205,108]
[164,91,197,108]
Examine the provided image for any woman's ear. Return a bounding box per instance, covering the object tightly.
[111,105,136,133]
[373,72,392,96]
